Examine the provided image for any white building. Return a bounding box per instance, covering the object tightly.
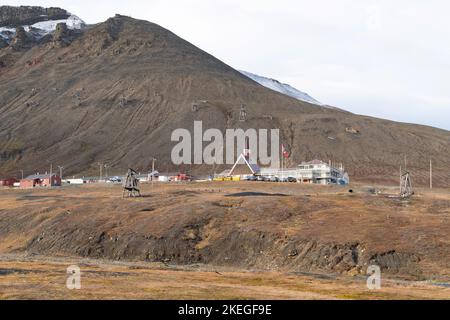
[62,178,85,185]
[297,160,349,185]
[260,159,349,185]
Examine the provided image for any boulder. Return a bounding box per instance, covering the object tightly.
[10,26,34,50]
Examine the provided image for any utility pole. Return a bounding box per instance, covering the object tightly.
[20,170,24,180]
[213,155,217,178]
[49,163,53,187]
[58,166,64,180]
[151,158,156,186]
[104,164,109,179]
[430,159,433,189]
[98,162,103,182]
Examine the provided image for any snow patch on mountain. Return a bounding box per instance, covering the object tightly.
[0,27,15,39]
[0,14,85,42]
[240,70,322,106]
[28,15,85,32]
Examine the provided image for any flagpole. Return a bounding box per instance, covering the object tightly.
[282,153,284,181]
[281,144,285,181]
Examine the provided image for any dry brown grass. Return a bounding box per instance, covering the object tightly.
[0,255,448,300]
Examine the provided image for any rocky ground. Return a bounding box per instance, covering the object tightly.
[0,181,449,299]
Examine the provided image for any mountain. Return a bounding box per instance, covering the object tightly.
[0,9,449,186]
[239,70,322,105]
[0,6,85,45]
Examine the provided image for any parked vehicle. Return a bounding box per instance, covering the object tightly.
[269,176,279,182]
[246,175,257,181]
[287,177,297,183]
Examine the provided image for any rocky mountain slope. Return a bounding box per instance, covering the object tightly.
[0,9,449,186]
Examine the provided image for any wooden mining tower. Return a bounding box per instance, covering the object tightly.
[122,168,141,198]
[239,104,247,122]
[400,171,414,199]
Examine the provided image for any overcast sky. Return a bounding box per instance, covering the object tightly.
[7,0,450,130]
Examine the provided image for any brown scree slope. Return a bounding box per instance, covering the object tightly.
[0,15,449,186]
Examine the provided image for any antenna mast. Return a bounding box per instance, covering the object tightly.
[430,159,433,189]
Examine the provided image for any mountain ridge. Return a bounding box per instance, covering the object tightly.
[0,12,448,186]
[0,5,69,27]
[0,5,85,46]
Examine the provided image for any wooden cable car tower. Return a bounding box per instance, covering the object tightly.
[239,104,247,122]
[399,171,414,199]
[122,168,141,198]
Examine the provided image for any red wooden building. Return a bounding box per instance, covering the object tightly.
[0,177,18,187]
[171,173,192,181]
[20,174,62,188]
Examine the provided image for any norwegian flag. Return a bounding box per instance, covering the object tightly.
[281,144,290,159]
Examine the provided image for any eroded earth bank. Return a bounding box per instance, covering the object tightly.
[0,182,449,284]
